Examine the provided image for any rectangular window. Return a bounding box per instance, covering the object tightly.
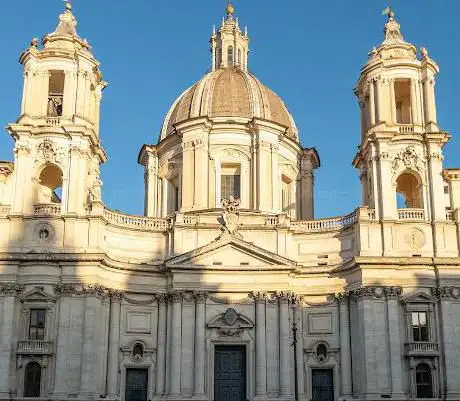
[29,309,46,340]
[221,164,241,201]
[48,70,65,117]
[412,311,429,342]
[394,79,412,124]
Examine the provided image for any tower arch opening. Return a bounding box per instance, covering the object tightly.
[395,171,423,208]
[394,79,412,124]
[37,164,63,204]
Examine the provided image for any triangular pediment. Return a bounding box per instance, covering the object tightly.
[401,291,436,304]
[20,287,56,303]
[165,235,295,269]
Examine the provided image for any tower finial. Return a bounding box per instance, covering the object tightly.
[382,6,394,21]
[65,0,72,12]
[226,2,235,17]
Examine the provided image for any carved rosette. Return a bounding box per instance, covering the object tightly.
[0,282,25,296]
[431,287,460,300]
[350,286,386,300]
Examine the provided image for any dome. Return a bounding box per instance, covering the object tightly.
[160,68,299,142]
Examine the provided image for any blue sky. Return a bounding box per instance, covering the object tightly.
[0,1,459,218]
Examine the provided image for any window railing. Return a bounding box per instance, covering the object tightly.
[17,340,53,355]
[46,116,61,126]
[398,208,425,221]
[405,342,439,356]
[291,211,357,233]
[103,208,168,232]
[398,124,414,134]
[34,204,62,216]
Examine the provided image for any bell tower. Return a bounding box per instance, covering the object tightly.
[6,2,107,216]
[353,9,450,226]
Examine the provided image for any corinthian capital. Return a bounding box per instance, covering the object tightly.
[250,291,269,302]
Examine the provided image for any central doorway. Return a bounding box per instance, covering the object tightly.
[312,369,334,401]
[125,368,148,401]
[214,345,246,401]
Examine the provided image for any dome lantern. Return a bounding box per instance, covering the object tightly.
[211,3,249,71]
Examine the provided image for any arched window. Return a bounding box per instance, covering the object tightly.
[37,164,63,204]
[396,172,423,209]
[227,46,234,66]
[24,362,41,398]
[416,363,433,398]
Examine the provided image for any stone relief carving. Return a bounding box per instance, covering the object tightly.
[208,308,254,338]
[349,286,403,300]
[0,282,25,295]
[36,140,67,166]
[219,196,241,238]
[391,146,425,175]
[403,228,426,250]
[431,287,460,300]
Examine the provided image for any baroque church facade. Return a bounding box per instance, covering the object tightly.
[0,3,459,401]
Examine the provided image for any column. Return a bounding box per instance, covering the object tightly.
[410,79,418,124]
[181,141,195,211]
[154,294,167,396]
[40,71,50,117]
[253,292,267,396]
[375,77,384,123]
[368,79,376,126]
[62,70,76,119]
[415,80,424,125]
[80,295,100,396]
[278,292,291,397]
[389,79,396,124]
[21,70,30,114]
[257,141,272,211]
[252,138,258,209]
[428,79,437,123]
[53,296,71,396]
[67,146,81,214]
[11,145,31,214]
[194,139,208,209]
[107,291,123,398]
[385,287,404,397]
[300,171,314,219]
[169,291,183,396]
[338,294,352,398]
[0,287,21,397]
[162,178,168,217]
[271,144,280,211]
[193,292,207,396]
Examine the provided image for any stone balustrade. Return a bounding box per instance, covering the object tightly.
[398,208,425,221]
[103,208,168,232]
[17,340,53,355]
[291,211,357,233]
[398,124,414,134]
[404,342,439,356]
[45,117,61,126]
[34,204,62,216]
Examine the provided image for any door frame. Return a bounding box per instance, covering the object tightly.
[209,341,251,401]
[307,366,337,401]
[121,364,153,401]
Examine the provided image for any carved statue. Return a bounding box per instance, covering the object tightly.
[88,176,103,202]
